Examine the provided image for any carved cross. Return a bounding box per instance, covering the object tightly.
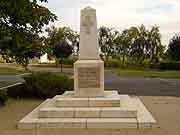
[82,15,94,34]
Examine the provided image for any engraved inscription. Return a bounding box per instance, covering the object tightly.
[82,15,94,34]
[78,67,100,88]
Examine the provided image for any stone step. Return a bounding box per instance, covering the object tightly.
[56,97,120,107]
[18,94,156,129]
[19,118,138,129]
[39,107,137,118]
[87,118,138,128]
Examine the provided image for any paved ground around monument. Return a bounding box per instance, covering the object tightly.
[1,67,180,97]
[0,96,180,135]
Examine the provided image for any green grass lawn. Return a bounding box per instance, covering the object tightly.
[31,63,73,68]
[0,67,24,74]
[115,69,180,78]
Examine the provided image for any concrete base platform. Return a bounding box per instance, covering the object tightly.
[18,91,156,129]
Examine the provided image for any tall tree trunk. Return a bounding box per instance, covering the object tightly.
[24,58,29,71]
[60,58,63,73]
[122,54,125,67]
[60,62,63,72]
[55,58,59,67]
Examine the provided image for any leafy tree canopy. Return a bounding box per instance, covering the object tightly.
[0,0,57,69]
[98,25,165,64]
[53,40,72,59]
[167,35,180,61]
[0,0,57,33]
[98,26,118,60]
[45,26,75,71]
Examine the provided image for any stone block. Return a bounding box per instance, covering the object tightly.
[75,108,100,118]
[87,118,138,128]
[18,99,50,129]
[130,97,157,128]
[118,95,131,108]
[100,107,137,118]
[18,119,37,129]
[104,91,119,97]
[39,108,74,118]
[37,118,86,128]
[74,60,104,97]
[63,90,119,98]
[89,97,120,107]
[56,98,88,107]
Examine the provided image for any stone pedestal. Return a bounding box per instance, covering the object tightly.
[18,91,156,129]
[74,60,104,97]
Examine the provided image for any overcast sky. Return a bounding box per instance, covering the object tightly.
[43,0,180,45]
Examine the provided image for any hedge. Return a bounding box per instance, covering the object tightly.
[7,72,74,99]
[150,62,180,70]
[104,59,121,68]
[0,89,8,105]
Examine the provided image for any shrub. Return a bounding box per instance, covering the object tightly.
[7,83,29,98]
[7,72,74,99]
[23,72,74,98]
[104,59,121,68]
[0,89,8,105]
[61,58,78,65]
[150,62,180,70]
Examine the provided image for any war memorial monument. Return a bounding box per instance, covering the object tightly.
[18,7,156,129]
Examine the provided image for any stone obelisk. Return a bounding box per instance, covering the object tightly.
[74,7,104,97]
[79,7,99,60]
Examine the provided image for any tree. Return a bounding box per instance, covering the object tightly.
[11,33,43,70]
[128,25,148,63]
[111,24,165,67]
[167,35,180,61]
[125,25,164,64]
[66,30,79,57]
[114,29,131,66]
[0,0,57,70]
[98,26,117,60]
[53,41,72,72]
[46,26,74,71]
[147,26,164,63]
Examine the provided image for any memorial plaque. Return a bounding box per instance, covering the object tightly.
[78,67,100,88]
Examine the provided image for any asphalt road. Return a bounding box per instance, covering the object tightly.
[104,70,180,97]
[0,74,24,88]
[0,67,180,97]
